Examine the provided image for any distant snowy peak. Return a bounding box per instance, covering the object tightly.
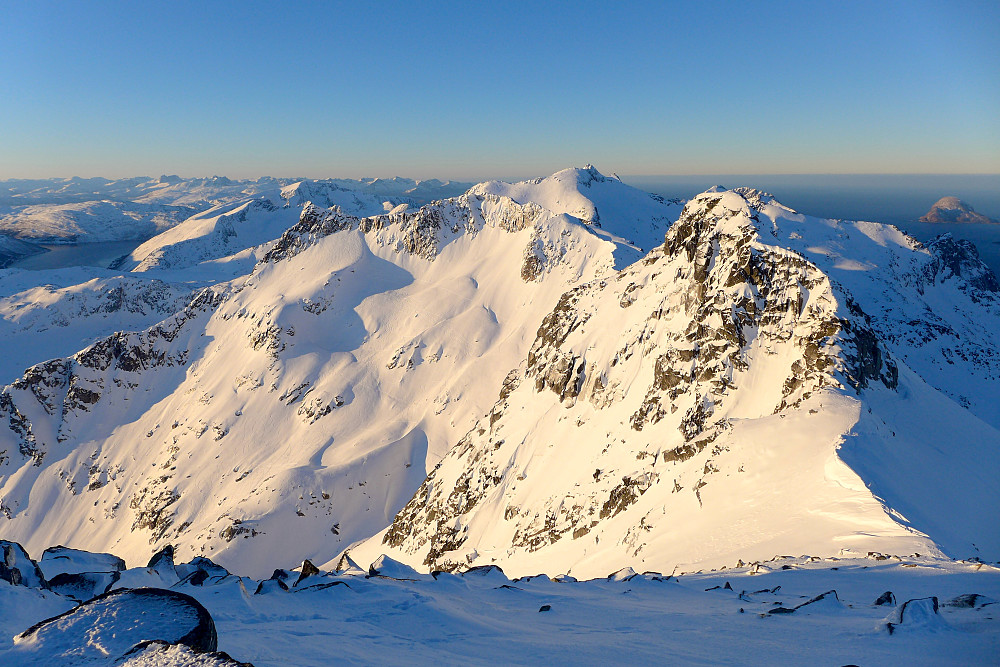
[470,166,683,252]
[919,196,997,224]
[278,181,401,216]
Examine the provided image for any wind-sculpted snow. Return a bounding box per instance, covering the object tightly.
[379,188,1000,578]
[1,540,999,666]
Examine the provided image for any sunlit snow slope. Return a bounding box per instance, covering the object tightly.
[373,188,1000,578]
[1,170,997,582]
[0,168,675,576]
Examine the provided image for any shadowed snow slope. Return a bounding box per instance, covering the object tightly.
[0,172,998,582]
[0,201,194,243]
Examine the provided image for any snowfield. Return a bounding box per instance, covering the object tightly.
[0,542,998,666]
[0,166,998,664]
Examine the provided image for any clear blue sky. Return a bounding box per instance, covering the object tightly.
[1,0,997,180]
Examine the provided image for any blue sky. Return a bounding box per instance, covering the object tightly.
[1,0,997,179]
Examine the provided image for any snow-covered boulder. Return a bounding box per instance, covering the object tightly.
[10,587,219,662]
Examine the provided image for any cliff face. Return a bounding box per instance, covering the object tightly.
[379,189,1000,577]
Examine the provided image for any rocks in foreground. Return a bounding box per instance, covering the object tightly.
[11,587,224,664]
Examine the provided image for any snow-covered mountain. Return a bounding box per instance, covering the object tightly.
[471,166,681,256]
[920,196,998,224]
[0,167,997,587]
[0,176,472,251]
[0,269,197,383]
[1,175,470,209]
[0,168,677,577]
[0,236,45,269]
[373,187,1000,577]
[0,200,195,244]
[115,179,437,275]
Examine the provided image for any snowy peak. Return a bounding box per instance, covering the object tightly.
[469,165,682,252]
[378,185,1000,577]
[920,196,997,224]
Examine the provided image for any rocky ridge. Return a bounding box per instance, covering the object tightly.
[0,168,675,576]
[377,188,1000,577]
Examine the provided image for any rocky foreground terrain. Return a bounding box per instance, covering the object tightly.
[1,540,998,665]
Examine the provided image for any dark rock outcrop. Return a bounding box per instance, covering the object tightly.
[0,540,47,588]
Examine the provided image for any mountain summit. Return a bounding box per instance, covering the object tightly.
[376,186,1000,577]
[919,196,997,224]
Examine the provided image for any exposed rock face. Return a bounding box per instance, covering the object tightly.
[923,234,1000,293]
[0,540,47,588]
[381,187,1000,576]
[0,285,226,471]
[920,197,997,224]
[264,191,546,265]
[384,189,897,571]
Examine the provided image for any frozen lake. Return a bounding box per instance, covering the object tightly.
[7,239,144,271]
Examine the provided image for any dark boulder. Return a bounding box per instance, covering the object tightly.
[0,540,47,589]
[253,578,289,595]
[177,556,230,580]
[46,570,120,601]
[874,591,896,606]
[147,544,176,572]
[293,559,321,587]
[884,596,943,635]
[943,593,997,609]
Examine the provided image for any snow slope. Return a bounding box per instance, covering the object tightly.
[116,180,470,275]
[0,169,997,588]
[0,176,471,256]
[375,188,1000,578]
[0,168,672,577]
[0,235,45,269]
[1,542,999,666]
[471,165,682,257]
[0,200,194,243]
[0,268,197,383]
